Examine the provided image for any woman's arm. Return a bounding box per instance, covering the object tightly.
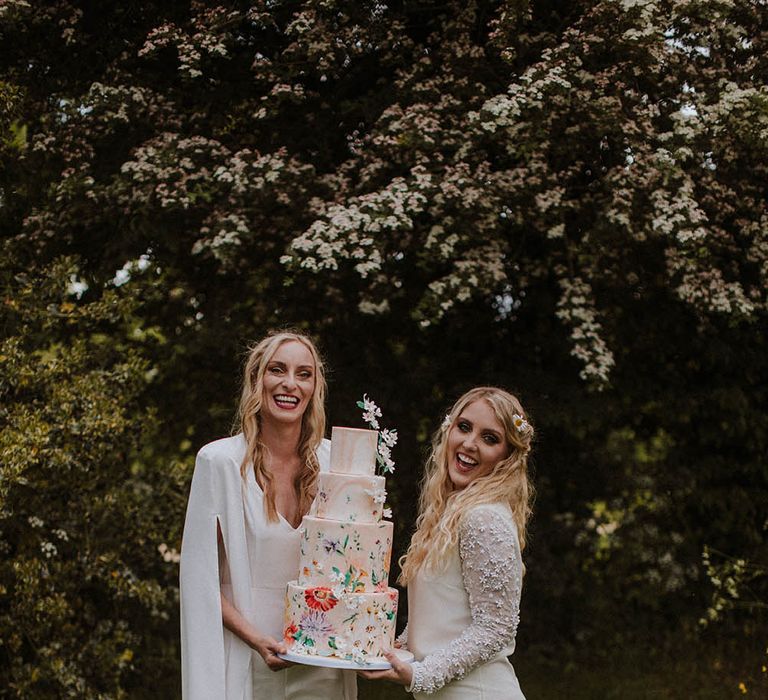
[395,623,408,649]
[217,523,291,671]
[407,506,523,694]
[220,592,291,670]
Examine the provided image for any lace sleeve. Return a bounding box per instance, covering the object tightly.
[396,623,408,648]
[408,506,523,695]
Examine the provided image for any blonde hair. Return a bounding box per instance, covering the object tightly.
[399,387,535,584]
[235,331,327,523]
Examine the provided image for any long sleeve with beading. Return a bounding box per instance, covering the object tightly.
[408,505,523,695]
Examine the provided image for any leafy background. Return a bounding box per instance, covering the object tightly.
[1,1,766,697]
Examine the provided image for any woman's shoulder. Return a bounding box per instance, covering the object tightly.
[196,433,246,466]
[460,502,517,533]
[317,437,331,471]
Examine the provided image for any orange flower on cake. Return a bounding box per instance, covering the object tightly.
[304,586,338,611]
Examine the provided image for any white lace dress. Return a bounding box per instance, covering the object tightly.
[402,503,525,699]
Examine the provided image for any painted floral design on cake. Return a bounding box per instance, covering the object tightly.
[309,473,388,523]
[304,587,338,612]
[284,582,397,662]
[297,517,393,594]
[284,398,399,665]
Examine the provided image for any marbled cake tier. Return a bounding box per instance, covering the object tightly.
[309,472,387,523]
[284,582,398,662]
[298,516,393,593]
[329,427,378,475]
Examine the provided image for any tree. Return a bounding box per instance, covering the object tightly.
[0,258,184,697]
[1,0,766,696]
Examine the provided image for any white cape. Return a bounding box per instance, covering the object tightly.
[179,434,334,699]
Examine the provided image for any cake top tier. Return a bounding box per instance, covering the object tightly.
[330,426,378,475]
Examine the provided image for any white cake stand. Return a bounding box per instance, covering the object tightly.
[277,648,414,671]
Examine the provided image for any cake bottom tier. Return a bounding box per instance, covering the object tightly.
[284,581,398,664]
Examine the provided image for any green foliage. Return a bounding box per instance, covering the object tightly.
[701,547,768,627]
[0,260,184,697]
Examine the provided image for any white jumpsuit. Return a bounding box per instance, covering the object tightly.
[180,434,356,700]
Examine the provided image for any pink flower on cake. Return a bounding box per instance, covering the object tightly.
[284,623,299,642]
[304,587,338,611]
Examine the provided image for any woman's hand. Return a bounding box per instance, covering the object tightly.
[220,592,292,671]
[252,634,293,671]
[357,649,413,687]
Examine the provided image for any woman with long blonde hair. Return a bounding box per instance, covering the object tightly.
[180,331,356,700]
[360,386,534,698]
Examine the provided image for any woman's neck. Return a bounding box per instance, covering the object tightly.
[260,419,302,472]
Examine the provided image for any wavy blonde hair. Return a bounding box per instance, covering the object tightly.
[399,387,535,584]
[235,331,327,524]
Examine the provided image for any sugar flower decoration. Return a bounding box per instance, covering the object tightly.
[358,394,382,429]
[364,487,387,504]
[380,428,398,448]
[357,394,398,474]
[329,636,346,652]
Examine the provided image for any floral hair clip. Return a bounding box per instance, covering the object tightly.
[512,414,530,434]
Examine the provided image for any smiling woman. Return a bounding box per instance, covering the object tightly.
[179,331,356,700]
[260,342,316,428]
[446,399,511,491]
[361,387,535,699]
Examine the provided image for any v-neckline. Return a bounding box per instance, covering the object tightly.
[247,470,301,531]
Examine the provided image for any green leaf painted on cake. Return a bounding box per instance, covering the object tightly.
[386,611,395,620]
[328,636,338,649]
[371,569,379,585]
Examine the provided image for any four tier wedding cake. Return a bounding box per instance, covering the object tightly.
[283,426,398,664]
